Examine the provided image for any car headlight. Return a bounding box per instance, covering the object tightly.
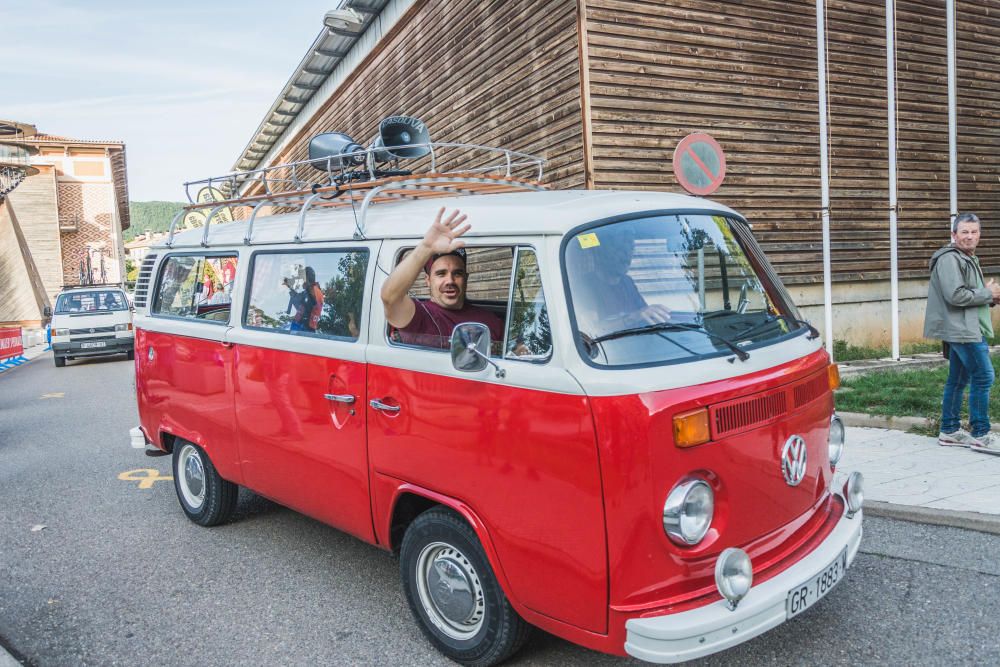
[663,478,714,546]
[115,323,133,332]
[844,471,864,518]
[53,328,69,337]
[715,547,753,611]
[829,414,845,468]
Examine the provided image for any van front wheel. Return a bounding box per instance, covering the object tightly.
[400,508,531,666]
[172,440,237,527]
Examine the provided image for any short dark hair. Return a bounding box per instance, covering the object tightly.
[953,212,980,233]
[424,249,467,275]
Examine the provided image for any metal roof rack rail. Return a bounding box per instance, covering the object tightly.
[165,141,547,248]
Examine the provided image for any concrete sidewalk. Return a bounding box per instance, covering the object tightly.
[838,426,1000,533]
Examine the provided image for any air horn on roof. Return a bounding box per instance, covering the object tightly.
[307,115,431,184]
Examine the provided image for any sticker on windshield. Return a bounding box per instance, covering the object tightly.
[577,233,600,249]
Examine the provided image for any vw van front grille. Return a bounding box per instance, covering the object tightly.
[713,392,788,438]
[793,373,829,408]
[133,254,158,308]
[69,326,116,335]
[709,370,830,438]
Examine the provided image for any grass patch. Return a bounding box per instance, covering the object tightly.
[832,339,941,362]
[836,355,1000,424]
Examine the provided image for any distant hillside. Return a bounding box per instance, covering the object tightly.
[125,201,187,241]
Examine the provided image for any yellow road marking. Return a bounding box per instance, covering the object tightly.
[40,392,65,399]
[118,469,173,489]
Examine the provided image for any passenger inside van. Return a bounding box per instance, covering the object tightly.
[381,208,504,349]
[568,226,672,337]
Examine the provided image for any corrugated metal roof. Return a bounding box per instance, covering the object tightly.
[232,0,392,175]
[28,134,125,146]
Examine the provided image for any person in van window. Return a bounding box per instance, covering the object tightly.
[302,266,324,333]
[569,227,671,337]
[381,208,503,349]
[925,212,1000,455]
[283,275,307,331]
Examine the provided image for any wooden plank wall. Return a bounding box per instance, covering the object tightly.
[585,0,1000,284]
[256,0,586,197]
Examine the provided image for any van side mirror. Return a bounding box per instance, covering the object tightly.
[43,306,52,317]
[450,323,505,379]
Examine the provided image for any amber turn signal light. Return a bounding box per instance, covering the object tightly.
[674,408,711,448]
[828,364,840,391]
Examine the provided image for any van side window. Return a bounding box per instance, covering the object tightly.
[388,247,512,355]
[244,250,367,340]
[505,248,552,362]
[152,254,238,323]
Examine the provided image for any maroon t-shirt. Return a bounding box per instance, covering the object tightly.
[397,298,504,350]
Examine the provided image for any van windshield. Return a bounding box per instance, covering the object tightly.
[564,214,804,367]
[54,290,128,314]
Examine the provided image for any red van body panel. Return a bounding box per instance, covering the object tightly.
[591,349,834,613]
[136,329,243,483]
[233,344,374,542]
[366,363,608,634]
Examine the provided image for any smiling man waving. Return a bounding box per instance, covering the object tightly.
[381,207,504,349]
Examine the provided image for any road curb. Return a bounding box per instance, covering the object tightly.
[0,644,22,667]
[838,411,928,431]
[864,500,1000,536]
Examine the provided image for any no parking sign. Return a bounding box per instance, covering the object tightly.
[672,133,727,196]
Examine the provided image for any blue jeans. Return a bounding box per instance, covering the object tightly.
[941,338,995,437]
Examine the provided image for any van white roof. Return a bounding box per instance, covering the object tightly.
[156,189,744,249]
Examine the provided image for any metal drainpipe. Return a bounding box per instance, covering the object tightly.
[887,0,900,360]
[947,0,958,226]
[817,0,834,359]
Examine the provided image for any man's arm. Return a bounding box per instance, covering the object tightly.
[381,208,470,328]
[937,253,998,307]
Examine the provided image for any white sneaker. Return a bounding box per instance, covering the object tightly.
[971,432,1000,455]
[938,428,977,447]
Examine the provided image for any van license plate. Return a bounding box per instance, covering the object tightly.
[81,341,106,349]
[785,548,847,619]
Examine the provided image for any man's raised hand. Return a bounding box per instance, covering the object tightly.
[423,208,470,254]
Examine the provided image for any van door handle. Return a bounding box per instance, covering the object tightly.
[324,393,356,404]
[369,399,400,413]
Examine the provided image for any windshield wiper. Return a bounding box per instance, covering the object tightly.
[740,314,821,340]
[591,321,750,361]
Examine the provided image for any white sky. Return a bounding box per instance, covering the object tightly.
[2,0,329,201]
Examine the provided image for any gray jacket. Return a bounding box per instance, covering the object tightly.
[923,244,992,342]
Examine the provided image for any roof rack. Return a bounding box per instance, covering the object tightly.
[166,141,547,248]
[59,282,123,290]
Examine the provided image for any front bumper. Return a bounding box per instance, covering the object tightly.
[624,493,863,664]
[53,337,133,357]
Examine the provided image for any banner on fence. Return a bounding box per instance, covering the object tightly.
[0,327,24,360]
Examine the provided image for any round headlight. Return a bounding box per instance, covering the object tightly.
[829,414,845,468]
[663,479,714,546]
[844,470,864,517]
[715,547,753,610]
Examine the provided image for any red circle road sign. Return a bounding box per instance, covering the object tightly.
[672,133,727,196]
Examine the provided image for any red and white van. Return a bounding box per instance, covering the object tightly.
[131,175,862,665]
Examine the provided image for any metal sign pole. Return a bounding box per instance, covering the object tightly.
[887,0,901,361]
[947,0,958,225]
[816,0,834,359]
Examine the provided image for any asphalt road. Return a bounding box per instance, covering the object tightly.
[1,354,998,666]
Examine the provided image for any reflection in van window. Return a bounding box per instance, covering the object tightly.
[153,255,238,323]
[565,215,801,367]
[505,248,551,361]
[245,250,367,340]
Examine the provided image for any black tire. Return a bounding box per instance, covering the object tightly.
[54,355,65,368]
[171,440,238,527]
[126,349,135,361]
[400,508,532,666]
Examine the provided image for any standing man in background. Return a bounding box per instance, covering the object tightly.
[924,212,1000,454]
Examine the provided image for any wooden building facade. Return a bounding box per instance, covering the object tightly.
[235,0,1000,345]
[0,134,130,327]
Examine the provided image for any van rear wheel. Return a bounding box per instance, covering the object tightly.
[172,440,237,526]
[400,508,531,666]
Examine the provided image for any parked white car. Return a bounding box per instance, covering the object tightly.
[48,285,134,367]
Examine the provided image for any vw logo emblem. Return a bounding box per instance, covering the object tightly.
[781,435,808,486]
[89,328,95,333]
